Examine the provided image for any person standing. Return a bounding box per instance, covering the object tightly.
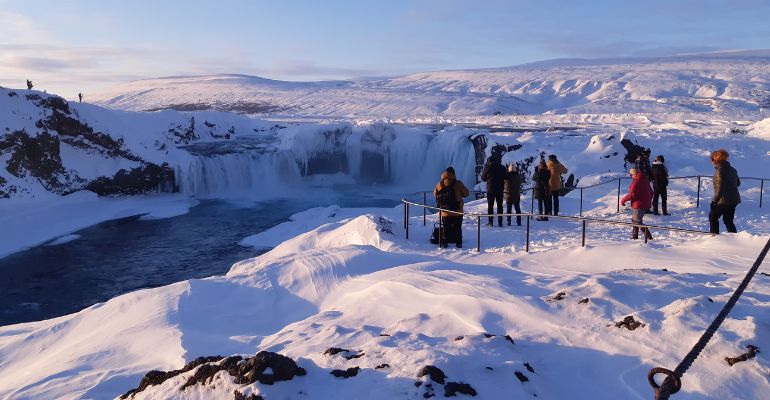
[481,156,507,227]
[651,155,670,215]
[621,168,654,240]
[532,160,552,221]
[546,154,568,215]
[78,92,83,103]
[709,149,741,234]
[634,149,653,182]
[434,167,470,248]
[504,163,522,226]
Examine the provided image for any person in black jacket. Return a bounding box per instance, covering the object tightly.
[481,156,507,226]
[532,160,552,221]
[634,149,653,182]
[504,163,522,226]
[709,149,741,234]
[651,155,670,215]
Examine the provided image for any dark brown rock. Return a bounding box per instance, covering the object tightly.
[614,316,645,331]
[233,390,263,400]
[330,367,360,378]
[417,365,446,385]
[444,382,477,397]
[726,345,759,366]
[523,362,535,373]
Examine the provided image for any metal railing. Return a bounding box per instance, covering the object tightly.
[402,199,716,253]
[414,174,766,220]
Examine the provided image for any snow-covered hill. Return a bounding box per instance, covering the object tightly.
[90,52,770,118]
[1,206,768,399]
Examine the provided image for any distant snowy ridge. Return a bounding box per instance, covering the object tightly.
[90,53,770,118]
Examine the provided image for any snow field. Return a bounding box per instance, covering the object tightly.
[1,199,768,399]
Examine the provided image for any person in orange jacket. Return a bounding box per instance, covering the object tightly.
[546,154,568,215]
[433,167,470,247]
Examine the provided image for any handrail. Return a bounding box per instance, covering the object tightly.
[401,198,715,252]
[410,174,767,213]
[413,174,766,195]
[402,199,713,236]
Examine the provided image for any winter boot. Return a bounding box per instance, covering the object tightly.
[456,239,463,248]
[644,228,653,241]
[632,226,639,240]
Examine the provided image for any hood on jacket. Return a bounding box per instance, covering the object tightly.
[441,171,457,187]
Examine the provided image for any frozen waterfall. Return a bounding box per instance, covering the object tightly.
[174,125,482,198]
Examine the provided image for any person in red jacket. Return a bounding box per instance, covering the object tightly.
[621,168,654,240]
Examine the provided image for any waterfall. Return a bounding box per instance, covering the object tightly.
[174,126,485,198]
[175,152,302,197]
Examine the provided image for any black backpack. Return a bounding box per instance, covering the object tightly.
[436,181,459,211]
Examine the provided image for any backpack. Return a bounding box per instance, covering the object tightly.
[430,223,441,244]
[429,222,459,244]
[436,181,459,211]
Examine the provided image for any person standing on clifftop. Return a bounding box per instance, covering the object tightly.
[621,167,654,240]
[532,160,552,221]
[651,155,669,215]
[434,167,470,248]
[504,163,522,226]
[481,156,507,227]
[546,154,568,216]
[709,149,741,234]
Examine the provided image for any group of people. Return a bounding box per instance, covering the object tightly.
[621,148,741,239]
[432,147,742,247]
[432,153,569,247]
[480,153,569,226]
[629,148,671,216]
[531,155,568,221]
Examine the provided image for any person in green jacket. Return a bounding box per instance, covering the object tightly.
[709,149,741,234]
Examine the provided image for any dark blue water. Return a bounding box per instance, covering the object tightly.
[0,188,399,326]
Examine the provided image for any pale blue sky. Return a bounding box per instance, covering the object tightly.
[2,0,770,96]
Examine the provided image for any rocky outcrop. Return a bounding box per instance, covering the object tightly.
[121,351,306,399]
[0,129,83,197]
[1,91,177,197]
[85,163,176,196]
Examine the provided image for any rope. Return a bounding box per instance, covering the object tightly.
[648,236,770,400]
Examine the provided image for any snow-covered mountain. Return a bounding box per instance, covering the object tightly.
[91,52,770,118]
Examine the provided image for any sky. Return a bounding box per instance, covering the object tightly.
[2,0,770,98]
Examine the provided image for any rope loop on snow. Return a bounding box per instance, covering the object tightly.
[648,236,770,400]
[647,367,681,400]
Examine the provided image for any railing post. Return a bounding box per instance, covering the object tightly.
[644,225,648,244]
[579,188,584,217]
[616,178,621,213]
[696,176,701,208]
[525,214,530,253]
[405,203,409,240]
[477,216,481,252]
[530,189,535,214]
[423,192,427,226]
[438,212,443,248]
[760,179,764,208]
[403,201,407,230]
[582,219,586,247]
